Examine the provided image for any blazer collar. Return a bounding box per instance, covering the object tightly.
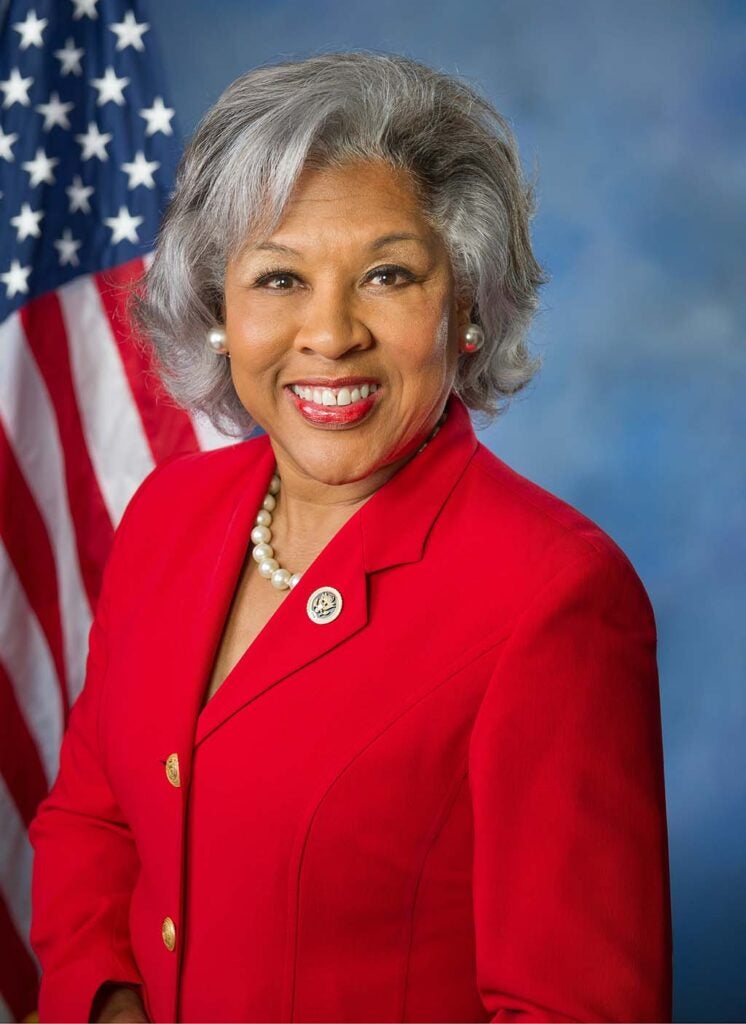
[224,388,479,574]
[181,391,478,753]
[359,390,478,573]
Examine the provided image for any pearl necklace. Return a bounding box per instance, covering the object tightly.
[249,409,448,591]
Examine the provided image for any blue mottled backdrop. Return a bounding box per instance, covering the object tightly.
[148,2,746,1019]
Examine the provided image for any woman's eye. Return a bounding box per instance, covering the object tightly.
[254,265,414,290]
[256,271,296,290]
[367,265,413,287]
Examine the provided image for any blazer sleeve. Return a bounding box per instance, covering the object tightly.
[468,547,673,1023]
[28,456,185,1023]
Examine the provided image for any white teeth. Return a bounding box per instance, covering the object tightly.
[290,383,380,406]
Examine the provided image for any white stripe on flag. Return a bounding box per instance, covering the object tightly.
[0,314,92,701]
[0,544,64,787]
[190,409,239,451]
[59,275,155,525]
[0,774,36,959]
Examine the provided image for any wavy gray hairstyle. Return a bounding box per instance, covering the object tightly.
[131,50,548,437]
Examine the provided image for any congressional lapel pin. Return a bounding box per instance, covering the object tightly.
[307,586,343,625]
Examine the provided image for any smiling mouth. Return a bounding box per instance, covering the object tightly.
[287,381,379,407]
[283,381,382,427]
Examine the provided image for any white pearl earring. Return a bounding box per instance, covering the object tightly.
[207,327,228,354]
[461,322,484,354]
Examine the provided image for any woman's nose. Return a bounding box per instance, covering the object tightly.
[292,290,373,359]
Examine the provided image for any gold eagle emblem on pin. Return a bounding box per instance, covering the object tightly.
[306,586,343,624]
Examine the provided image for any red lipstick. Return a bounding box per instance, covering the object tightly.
[283,384,382,428]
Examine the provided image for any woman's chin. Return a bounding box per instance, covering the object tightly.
[287,449,387,487]
[274,419,434,488]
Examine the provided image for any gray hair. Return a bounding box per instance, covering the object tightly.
[131,50,548,437]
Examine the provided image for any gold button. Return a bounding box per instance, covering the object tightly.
[161,916,176,951]
[165,753,180,788]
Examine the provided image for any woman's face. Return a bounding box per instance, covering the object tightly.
[222,159,471,486]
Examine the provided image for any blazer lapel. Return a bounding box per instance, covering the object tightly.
[188,392,479,750]
[193,511,369,747]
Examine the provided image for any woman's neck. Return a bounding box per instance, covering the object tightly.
[266,454,407,568]
[263,403,448,568]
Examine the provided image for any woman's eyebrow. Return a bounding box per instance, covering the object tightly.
[368,232,429,250]
[253,241,302,256]
[251,232,429,257]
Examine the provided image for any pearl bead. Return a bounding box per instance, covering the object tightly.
[251,415,445,594]
[207,327,227,352]
[462,323,484,351]
[251,525,271,545]
[252,542,273,562]
[271,568,291,590]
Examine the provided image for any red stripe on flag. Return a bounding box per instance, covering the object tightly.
[20,294,114,612]
[95,259,202,462]
[0,660,49,828]
[0,426,69,712]
[0,892,39,1023]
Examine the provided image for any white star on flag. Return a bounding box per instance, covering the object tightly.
[139,96,175,136]
[10,203,44,242]
[71,0,99,19]
[36,91,75,131]
[12,9,48,50]
[121,151,160,189]
[0,127,19,161]
[54,228,83,267]
[91,66,130,106]
[75,122,112,161]
[22,148,59,187]
[66,174,95,213]
[110,11,150,52]
[0,259,32,298]
[54,37,84,76]
[105,206,144,244]
[0,68,34,108]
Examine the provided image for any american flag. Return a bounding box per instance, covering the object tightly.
[0,2,229,1019]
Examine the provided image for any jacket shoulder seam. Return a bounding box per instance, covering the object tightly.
[469,448,640,574]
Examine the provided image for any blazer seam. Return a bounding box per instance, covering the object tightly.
[470,448,633,568]
[288,638,506,1021]
[401,764,470,1022]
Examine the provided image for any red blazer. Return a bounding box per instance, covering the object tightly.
[29,392,672,1023]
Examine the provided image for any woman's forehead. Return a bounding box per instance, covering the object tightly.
[233,165,442,262]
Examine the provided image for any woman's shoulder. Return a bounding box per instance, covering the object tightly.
[92,437,269,616]
[135,435,264,503]
[111,436,266,551]
[465,440,650,607]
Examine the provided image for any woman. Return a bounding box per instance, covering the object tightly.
[28,52,672,1023]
